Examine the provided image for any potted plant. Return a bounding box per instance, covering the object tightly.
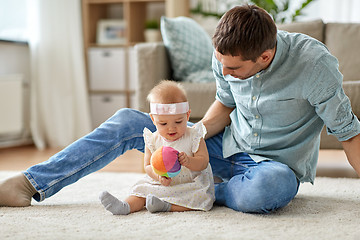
[190,0,315,23]
[144,19,161,42]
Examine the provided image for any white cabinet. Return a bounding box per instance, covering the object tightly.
[88,48,126,91]
[90,94,127,129]
[88,47,139,128]
[82,1,165,130]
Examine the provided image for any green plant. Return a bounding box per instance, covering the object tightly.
[251,0,315,23]
[145,19,159,29]
[190,0,316,23]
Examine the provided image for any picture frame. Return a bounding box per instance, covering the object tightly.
[96,19,126,45]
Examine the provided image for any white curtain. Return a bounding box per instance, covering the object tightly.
[28,0,91,149]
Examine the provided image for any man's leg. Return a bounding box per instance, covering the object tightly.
[205,134,299,213]
[0,108,155,206]
[215,159,299,213]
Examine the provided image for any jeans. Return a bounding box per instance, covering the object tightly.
[24,108,299,213]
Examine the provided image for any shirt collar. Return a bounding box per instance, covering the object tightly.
[262,31,286,75]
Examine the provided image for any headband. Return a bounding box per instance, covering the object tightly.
[150,102,189,115]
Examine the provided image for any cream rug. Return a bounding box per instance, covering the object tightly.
[1,171,360,240]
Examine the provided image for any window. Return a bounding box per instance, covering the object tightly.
[0,0,28,43]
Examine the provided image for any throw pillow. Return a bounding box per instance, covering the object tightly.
[185,70,215,83]
[160,16,214,82]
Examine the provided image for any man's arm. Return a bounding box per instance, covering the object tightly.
[342,133,360,176]
[201,100,234,139]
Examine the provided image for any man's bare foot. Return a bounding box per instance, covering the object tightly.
[0,173,37,207]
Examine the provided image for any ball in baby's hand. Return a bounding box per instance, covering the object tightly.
[151,146,181,178]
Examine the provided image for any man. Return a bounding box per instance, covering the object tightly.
[202,4,360,212]
[1,4,360,213]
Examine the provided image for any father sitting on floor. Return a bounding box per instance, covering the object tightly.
[1,4,360,213]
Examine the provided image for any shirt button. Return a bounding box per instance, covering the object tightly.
[254,133,258,137]
[255,115,259,119]
[252,96,257,101]
[255,74,260,78]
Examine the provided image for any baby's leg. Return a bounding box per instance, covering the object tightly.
[170,204,192,212]
[99,191,145,215]
[146,194,192,213]
[125,195,146,213]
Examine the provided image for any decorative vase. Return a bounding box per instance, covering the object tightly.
[144,29,161,42]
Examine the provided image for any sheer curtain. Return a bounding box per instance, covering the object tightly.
[28,0,91,149]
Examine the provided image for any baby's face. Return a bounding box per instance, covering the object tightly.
[151,112,189,141]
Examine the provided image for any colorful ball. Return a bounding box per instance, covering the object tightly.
[151,146,181,178]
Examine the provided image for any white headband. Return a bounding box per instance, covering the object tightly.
[150,102,189,115]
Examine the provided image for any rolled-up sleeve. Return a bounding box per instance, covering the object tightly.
[306,55,360,141]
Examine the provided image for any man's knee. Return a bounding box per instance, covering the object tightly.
[112,108,142,122]
[106,108,152,130]
[226,162,299,213]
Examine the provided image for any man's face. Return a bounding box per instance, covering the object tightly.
[215,51,264,80]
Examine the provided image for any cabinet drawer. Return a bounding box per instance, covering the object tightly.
[90,94,127,129]
[88,48,126,91]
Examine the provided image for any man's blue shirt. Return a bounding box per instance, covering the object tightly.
[213,30,360,183]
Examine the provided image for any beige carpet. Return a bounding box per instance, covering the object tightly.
[1,171,360,240]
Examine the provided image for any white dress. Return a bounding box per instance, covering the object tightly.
[130,122,215,211]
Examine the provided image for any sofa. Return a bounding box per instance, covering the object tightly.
[133,19,360,150]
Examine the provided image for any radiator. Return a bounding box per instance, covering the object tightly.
[0,75,23,135]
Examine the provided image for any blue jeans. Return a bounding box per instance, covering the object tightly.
[24,108,299,213]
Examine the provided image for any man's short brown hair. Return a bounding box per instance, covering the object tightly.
[212,4,277,62]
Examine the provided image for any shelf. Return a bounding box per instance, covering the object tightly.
[82,0,165,120]
[82,0,164,47]
[88,0,164,3]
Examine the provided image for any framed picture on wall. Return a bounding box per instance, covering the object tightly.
[96,20,126,45]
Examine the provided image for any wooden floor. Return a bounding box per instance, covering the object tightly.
[0,145,144,173]
[0,145,358,178]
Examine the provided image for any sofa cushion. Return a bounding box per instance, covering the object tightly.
[277,19,324,42]
[181,82,216,119]
[160,16,214,83]
[343,80,360,118]
[325,23,360,81]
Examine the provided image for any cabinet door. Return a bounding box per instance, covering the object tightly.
[88,48,126,91]
[90,94,127,129]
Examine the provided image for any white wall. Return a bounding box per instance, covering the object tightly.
[289,0,360,23]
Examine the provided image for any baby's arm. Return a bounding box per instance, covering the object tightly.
[144,146,172,186]
[178,138,209,171]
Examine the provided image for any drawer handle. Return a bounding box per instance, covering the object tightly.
[103,96,112,102]
[103,51,111,57]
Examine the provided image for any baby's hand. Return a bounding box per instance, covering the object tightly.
[178,152,190,168]
[159,176,172,186]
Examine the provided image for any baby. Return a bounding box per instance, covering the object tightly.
[99,80,215,214]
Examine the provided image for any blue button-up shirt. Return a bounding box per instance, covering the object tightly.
[213,30,360,183]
